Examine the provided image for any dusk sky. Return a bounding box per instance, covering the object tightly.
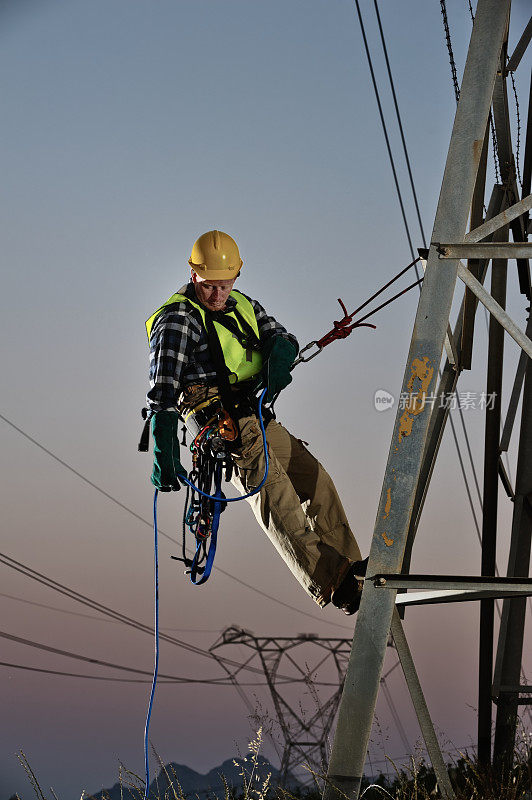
[1,1,531,797]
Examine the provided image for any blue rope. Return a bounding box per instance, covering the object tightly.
[144,488,160,800]
[181,388,269,502]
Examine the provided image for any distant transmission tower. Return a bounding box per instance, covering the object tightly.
[210,627,350,785]
[210,626,396,787]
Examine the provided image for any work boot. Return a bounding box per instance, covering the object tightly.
[331,557,369,615]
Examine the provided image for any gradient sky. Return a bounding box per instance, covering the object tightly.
[1,1,531,797]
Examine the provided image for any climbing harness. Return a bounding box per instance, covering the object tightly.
[172,387,270,585]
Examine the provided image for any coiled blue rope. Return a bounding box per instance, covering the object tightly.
[144,489,160,800]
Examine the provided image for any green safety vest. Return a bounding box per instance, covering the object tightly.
[146,289,263,384]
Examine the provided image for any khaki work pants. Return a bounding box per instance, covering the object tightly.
[231,416,361,607]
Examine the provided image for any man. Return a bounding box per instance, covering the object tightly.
[146,230,366,613]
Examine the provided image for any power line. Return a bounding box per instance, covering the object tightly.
[0,551,289,679]
[0,553,343,686]
[0,660,163,683]
[380,678,411,755]
[0,591,122,624]
[0,590,221,632]
[0,411,352,632]
[353,0,419,279]
[0,629,228,683]
[0,656,283,688]
[373,0,427,250]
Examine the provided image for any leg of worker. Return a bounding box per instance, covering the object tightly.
[231,416,353,606]
[265,419,362,565]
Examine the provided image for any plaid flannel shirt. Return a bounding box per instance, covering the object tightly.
[146,283,299,412]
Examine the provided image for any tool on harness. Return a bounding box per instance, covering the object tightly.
[138,408,150,452]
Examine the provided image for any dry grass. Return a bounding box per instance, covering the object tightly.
[12,728,532,800]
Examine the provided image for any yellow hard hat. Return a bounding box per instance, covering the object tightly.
[188,230,243,280]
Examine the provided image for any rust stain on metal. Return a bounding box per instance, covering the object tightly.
[383,488,392,520]
[382,532,394,547]
[398,356,434,443]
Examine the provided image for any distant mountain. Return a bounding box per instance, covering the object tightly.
[89,753,302,800]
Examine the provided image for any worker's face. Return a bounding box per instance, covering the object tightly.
[191,271,237,312]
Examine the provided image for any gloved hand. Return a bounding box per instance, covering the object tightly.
[150,410,187,491]
[263,337,298,403]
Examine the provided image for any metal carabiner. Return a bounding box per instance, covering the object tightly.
[293,341,323,367]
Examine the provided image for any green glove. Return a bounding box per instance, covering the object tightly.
[263,337,298,403]
[150,410,187,491]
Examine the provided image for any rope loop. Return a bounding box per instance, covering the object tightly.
[297,257,422,364]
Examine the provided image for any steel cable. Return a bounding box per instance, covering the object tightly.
[353,0,420,280]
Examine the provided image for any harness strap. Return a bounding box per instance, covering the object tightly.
[210,307,261,351]
[155,299,260,353]
[204,311,242,445]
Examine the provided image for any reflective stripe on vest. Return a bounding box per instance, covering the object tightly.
[145,289,263,384]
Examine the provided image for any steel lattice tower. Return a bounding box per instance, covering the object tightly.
[322,2,532,799]
[210,626,354,787]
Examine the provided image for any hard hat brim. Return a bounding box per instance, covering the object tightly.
[189,259,243,280]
